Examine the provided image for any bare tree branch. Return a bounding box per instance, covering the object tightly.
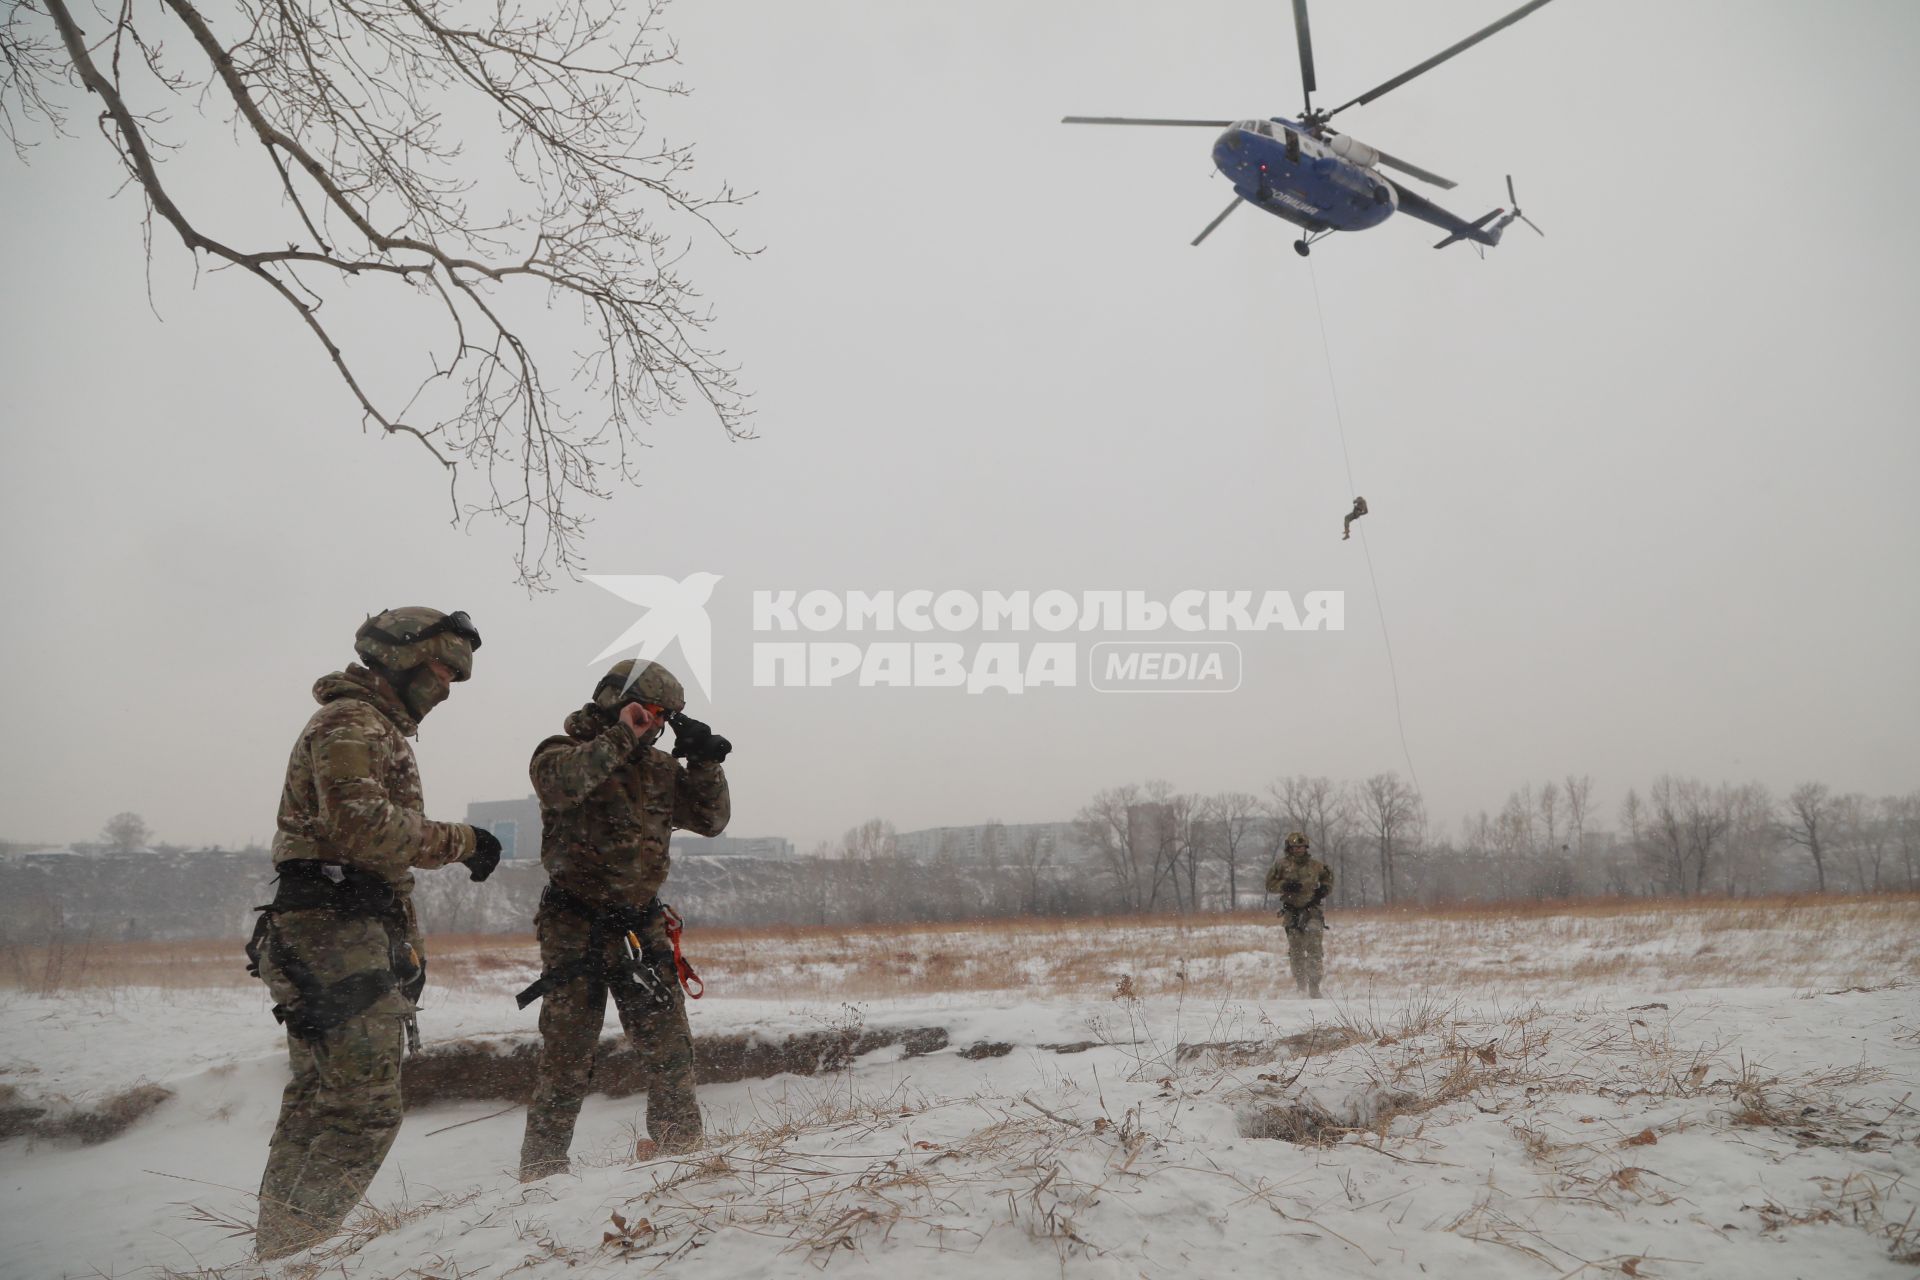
[20,0,753,588]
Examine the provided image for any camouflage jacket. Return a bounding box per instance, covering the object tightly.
[531,705,730,907]
[1266,852,1333,913]
[271,666,476,947]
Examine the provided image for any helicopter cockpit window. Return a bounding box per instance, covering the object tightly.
[1256,120,1275,138]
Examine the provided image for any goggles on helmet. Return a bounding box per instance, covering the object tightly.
[362,609,482,652]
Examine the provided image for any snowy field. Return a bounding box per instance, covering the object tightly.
[2,897,1917,1279]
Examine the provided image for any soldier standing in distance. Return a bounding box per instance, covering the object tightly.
[1266,831,1335,998]
[516,659,730,1181]
[251,608,502,1260]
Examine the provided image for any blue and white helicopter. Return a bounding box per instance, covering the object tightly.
[1064,0,1556,255]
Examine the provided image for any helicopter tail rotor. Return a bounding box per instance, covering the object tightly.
[1503,174,1546,237]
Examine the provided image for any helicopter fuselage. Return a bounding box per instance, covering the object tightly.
[1212,119,1396,234]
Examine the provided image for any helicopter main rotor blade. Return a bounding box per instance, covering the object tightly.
[1324,0,1560,120]
[1061,116,1234,127]
[1374,148,1457,190]
[1191,196,1244,247]
[1292,0,1318,109]
[1519,213,1546,237]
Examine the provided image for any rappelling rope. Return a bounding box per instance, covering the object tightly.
[1305,258,1424,803]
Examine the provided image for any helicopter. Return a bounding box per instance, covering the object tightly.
[1064,0,1556,255]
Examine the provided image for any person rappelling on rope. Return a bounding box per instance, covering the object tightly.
[1342,496,1368,541]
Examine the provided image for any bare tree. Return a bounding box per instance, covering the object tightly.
[1563,773,1594,889]
[1075,785,1151,912]
[1455,810,1500,900]
[1563,775,1592,845]
[101,811,152,853]
[1617,787,1649,896]
[1833,793,1890,893]
[11,0,750,587]
[1007,828,1055,916]
[1719,782,1776,897]
[1890,791,1920,892]
[1780,782,1833,892]
[1150,785,1203,913]
[840,819,898,863]
[1494,786,1536,893]
[799,840,834,927]
[1520,781,1575,899]
[1356,773,1421,906]
[1202,791,1262,911]
[834,819,899,922]
[1640,775,1728,897]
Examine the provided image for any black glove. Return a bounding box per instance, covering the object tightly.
[667,711,732,765]
[465,826,502,881]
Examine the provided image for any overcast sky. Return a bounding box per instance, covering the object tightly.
[2,0,1916,853]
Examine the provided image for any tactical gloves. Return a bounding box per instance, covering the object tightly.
[465,826,503,881]
[667,711,732,765]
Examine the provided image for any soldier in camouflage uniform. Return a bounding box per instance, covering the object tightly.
[1266,831,1334,998]
[1343,496,1369,541]
[516,659,730,1180]
[252,608,502,1260]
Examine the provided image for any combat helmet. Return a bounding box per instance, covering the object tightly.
[593,659,686,715]
[354,607,481,681]
[1283,831,1310,854]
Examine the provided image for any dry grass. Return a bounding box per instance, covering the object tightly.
[0,934,253,993]
[487,893,1919,1000]
[6,893,1917,1002]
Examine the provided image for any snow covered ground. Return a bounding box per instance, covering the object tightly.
[2,899,1916,1279]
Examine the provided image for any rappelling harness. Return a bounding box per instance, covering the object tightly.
[245,860,427,1051]
[514,882,703,1012]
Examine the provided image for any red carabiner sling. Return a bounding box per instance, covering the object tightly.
[660,904,704,999]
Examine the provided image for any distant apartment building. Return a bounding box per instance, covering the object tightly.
[465,795,541,860]
[669,834,797,860]
[466,795,793,862]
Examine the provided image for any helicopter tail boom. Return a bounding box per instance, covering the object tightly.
[1432,208,1506,250]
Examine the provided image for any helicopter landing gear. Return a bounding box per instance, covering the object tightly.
[1294,228,1333,258]
[1293,239,1311,257]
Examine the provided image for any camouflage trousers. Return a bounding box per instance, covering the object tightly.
[1284,916,1326,996]
[519,900,700,1179]
[255,1013,406,1259]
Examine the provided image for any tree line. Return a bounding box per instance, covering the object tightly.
[25,776,1916,936]
[785,774,1919,924]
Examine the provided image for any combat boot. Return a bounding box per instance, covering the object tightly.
[519,1156,569,1182]
[518,1126,572,1182]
